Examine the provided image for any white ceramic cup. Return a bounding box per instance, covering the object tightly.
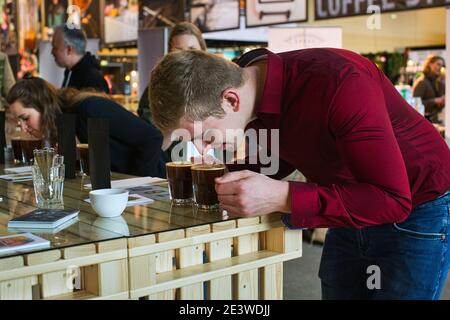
[89,188,129,218]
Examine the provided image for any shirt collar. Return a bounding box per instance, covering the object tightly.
[237,48,284,127]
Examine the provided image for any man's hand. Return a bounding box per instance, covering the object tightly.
[215,170,291,218]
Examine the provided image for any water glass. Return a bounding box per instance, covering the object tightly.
[32,149,65,208]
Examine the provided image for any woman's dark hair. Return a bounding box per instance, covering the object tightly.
[6,77,62,144]
[169,22,207,51]
[423,55,445,75]
[6,77,109,144]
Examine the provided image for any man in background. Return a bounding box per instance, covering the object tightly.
[52,24,109,93]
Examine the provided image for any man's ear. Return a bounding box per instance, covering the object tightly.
[66,44,74,56]
[222,89,240,113]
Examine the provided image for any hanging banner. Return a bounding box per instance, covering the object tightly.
[315,0,450,20]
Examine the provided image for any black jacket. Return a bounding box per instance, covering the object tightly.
[62,52,109,94]
[72,96,166,178]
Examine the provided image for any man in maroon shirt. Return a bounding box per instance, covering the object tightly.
[149,48,450,299]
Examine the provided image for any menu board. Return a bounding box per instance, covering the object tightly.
[315,0,449,20]
[245,0,308,28]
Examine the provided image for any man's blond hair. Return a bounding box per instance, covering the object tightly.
[149,50,244,133]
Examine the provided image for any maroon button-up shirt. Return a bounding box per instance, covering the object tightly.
[235,48,450,229]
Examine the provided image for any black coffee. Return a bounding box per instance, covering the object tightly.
[166,162,194,203]
[191,164,226,209]
[76,144,90,175]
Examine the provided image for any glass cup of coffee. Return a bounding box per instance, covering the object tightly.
[191,164,226,210]
[166,162,195,205]
[11,138,43,164]
[76,144,90,176]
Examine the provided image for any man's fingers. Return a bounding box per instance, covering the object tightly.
[216,170,255,184]
[217,194,240,206]
[216,182,242,196]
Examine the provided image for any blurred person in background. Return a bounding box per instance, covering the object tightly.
[138,22,207,161]
[413,55,445,123]
[0,50,17,144]
[52,25,109,94]
[138,21,207,124]
[7,76,165,178]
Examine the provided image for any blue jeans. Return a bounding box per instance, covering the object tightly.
[319,192,450,300]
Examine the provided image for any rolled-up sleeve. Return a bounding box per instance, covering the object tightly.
[288,73,412,229]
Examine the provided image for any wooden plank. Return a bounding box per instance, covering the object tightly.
[80,240,129,299]
[260,213,283,223]
[129,221,284,257]
[63,244,96,259]
[236,217,260,227]
[0,251,127,282]
[43,290,129,300]
[83,265,99,296]
[206,221,235,300]
[264,227,284,253]
[265,227,302,254]
[149,251,176,300]
[284,229,302,254]
[98,260,129,297]
[0,276,37,300]
[127,235,156,249]
[211,220,236,232]
[40,270,74,299]
[260,263,283,300]
[97,238,128,253]
[26,250,61,266]
[148,228,186,299]
[233,231,259,300]
[0,256,24,272]
[130,250,301,297]
[129,255,156,291]
[157,229,185,243]
[185,224,210,238]
[178,225,210,300]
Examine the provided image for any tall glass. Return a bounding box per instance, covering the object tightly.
[32,149,65,208]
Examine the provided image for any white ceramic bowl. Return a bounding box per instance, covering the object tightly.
[89,188,129,218]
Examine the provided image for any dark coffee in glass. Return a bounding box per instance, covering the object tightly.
[11,138,43,164]
[166,162,194,205]
[76,144,90,176]
[191,164,226,210]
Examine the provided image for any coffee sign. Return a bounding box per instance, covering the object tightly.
[315,0,450,20]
